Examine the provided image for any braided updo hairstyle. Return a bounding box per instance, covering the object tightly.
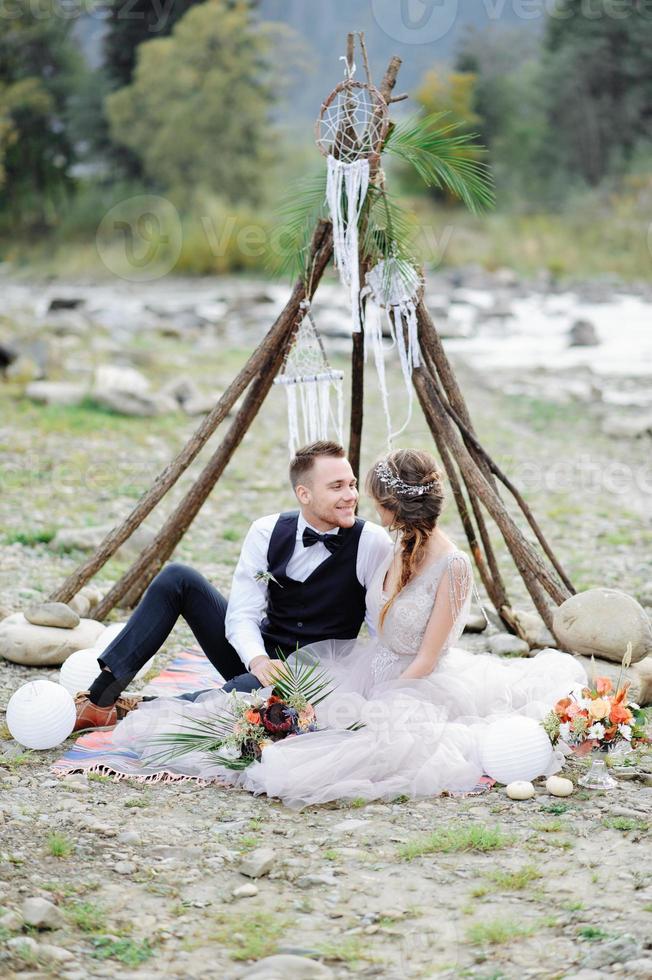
[365,449,444,629]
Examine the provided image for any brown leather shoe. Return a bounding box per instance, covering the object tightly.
[115,694,143,720]
[73,692,117,732]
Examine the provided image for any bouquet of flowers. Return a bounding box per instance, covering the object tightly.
[150,652,335,770]
[542,645,649,756]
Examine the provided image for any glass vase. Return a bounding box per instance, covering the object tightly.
[578,746,618,790]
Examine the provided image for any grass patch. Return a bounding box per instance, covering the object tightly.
[237,835,259,852]
[466,917,535,946]
[124,797,149,809]
[47,833,73,858]
[316,937,370,964]
[532,819,563,833]
[488,865,543,891]
[540,802,569,815]
[323,849,339,861]
[399,824,513,860]
[213,910,287,961]
[577,925,610,942]
[3,528,56,546]
[349,797,366,808]
[602,816,649,832]
[66,900,105,933]
[91,936,155,966]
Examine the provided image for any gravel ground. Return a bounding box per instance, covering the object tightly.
[1,275,651,979]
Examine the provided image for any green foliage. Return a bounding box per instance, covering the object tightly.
[91,936,155,966]
[105,0,291,206]
[66,900,105,933]
[47,833,73,858]
[384,112,494,215]
[543,0,652,186]
[488,865,543,890]
[399,824,513,860]
[0,0,87,231]
[466,917,535,946]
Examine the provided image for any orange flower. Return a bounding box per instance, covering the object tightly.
[554,697,572,719]
[613,682,630,705]
[245,709,261,725]
[588,698,610,720]
[609,704,633,726]
[595,676,613,696]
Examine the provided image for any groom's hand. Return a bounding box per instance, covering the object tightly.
[249,655,280,687]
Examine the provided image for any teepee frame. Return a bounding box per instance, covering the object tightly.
[49,36,575,639]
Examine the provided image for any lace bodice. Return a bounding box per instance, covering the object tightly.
[368,550,473,682]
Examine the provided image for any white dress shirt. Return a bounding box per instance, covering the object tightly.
[225,512,393,670]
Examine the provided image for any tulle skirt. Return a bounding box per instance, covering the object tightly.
[112,638,587,809]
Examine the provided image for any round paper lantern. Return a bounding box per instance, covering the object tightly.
[93,623,153,679]
[481,716,554,784]
[6,680,76,750]
[59,648,103,695]
[506,780,535,800]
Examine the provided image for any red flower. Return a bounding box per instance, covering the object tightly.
[259,700,294,735]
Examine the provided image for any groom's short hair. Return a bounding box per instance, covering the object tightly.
[290,441,346,488]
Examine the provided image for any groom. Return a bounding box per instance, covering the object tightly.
[74,441,393,730]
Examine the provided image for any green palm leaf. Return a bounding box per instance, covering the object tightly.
[385,111,495,215]
[272,649,336,707]
[266,169,329,281]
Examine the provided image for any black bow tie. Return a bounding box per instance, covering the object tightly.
[302,527,343,555]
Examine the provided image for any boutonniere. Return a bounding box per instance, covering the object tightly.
[254,569,283,588]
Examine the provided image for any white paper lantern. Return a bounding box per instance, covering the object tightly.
[59,648,103,695]
[6,680,76,750]
[93,623,153,679]
[481,716,554,784]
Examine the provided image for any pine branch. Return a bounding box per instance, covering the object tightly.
[384,112,495,215]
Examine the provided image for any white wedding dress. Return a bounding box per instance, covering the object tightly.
[113,549,587,808]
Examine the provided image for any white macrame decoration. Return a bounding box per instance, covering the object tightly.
[361,256,423,443]
[274,301,344,456]
[316,62,389,332]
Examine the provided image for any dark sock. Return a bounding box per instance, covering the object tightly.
[88,669,127,708]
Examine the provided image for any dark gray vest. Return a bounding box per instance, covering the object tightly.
[260,511,366,657]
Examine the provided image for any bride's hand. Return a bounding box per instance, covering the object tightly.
[249,655,281,687]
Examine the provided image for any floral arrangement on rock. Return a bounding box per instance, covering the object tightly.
[151,653,335,770]
[543,644,649,755]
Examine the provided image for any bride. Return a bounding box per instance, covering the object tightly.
[113,449,587,808]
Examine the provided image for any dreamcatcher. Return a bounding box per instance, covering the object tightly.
[274,301,344,456]
[361,255,424,443]
[315,52,389,332]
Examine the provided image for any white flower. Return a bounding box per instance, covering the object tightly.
[629,702,640,711]
[618,724,632,741]
[587,722,605,739]
[559,722,572,741]
[219,744,241,761]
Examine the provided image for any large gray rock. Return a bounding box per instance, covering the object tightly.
[488,633,530,658]
[25,602,80,629]
[568,319,600,347]
[238,846,276,879]
[25,381,87,407]
[50,523,156,560]
[92,388,177,417]
[0,612,105,666]
[241,955,334,979]
[553,589,652,664]
[601,413,652,439]
[21,897,65,930]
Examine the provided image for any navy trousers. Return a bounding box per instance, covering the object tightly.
[98,563,265,696]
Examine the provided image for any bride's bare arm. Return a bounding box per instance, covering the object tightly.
[399,555,472,679]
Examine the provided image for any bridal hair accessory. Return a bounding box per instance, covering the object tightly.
[374,458,436,497]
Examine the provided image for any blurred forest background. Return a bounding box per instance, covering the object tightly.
[2,0,652,280]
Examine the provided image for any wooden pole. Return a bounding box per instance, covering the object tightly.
[348,47,403,480]
[412,366,569,630]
